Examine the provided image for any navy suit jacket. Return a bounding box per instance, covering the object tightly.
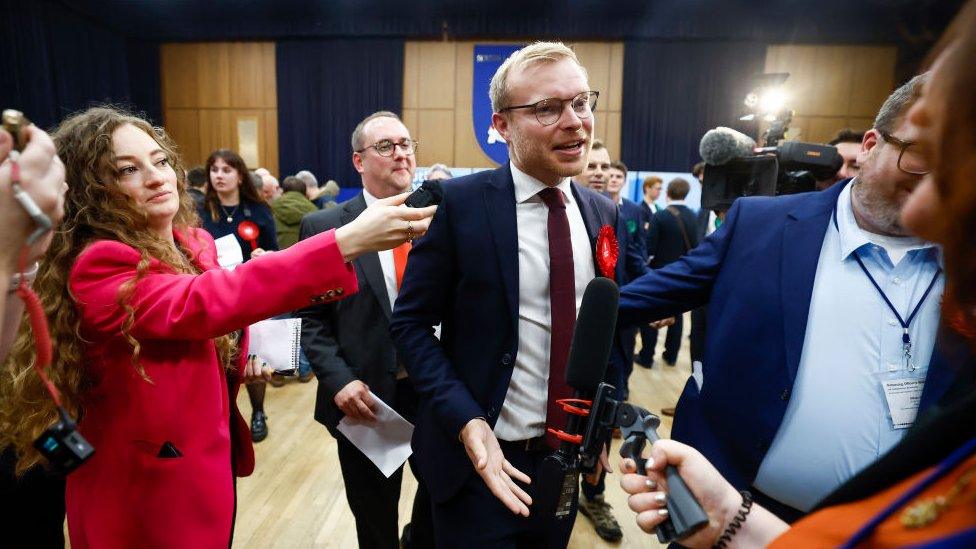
[391,164,638,503]
[617,198,649,283]
[617,179,959,490]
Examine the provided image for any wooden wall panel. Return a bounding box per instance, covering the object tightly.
[765,44,896,144]
[416,110,455,166]
[416,42,456,110]
[161,44,199,109]
[404,40,624,169]
[164,109,201,164]
[161,42,278,175]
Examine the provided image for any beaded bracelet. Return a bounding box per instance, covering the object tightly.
[714,490,753,549]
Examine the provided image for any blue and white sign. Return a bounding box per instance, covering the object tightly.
[472,44,523,166]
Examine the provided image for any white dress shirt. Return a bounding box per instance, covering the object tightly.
[362,189,399,310]
[493,163,596,441]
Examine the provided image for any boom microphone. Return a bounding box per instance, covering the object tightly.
[537,277,619,523]
[699,126,757,166]
[565,277,620,392]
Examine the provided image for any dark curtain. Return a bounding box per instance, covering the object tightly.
[621,40,766,172]
[126,40,163,125]
[276,39,404,188]
[0,1,160,131]
[59,0,960,45]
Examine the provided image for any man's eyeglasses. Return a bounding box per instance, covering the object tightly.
[356,138,419,157]
[499,91,600,127]
[879,131,930,176]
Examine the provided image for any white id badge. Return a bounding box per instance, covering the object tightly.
[881,378,925,429]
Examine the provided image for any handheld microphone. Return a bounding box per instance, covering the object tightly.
[405,179,444,208]
[537,277,619,522]
[699,127,757,166]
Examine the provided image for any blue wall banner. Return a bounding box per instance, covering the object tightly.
[472,44,523,166]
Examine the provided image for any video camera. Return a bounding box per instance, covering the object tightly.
[699,126,843,212]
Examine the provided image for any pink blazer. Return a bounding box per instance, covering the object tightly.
[65,227,356,549]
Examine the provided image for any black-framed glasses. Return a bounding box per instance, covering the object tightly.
[356,138,419,157]
[500,91,600,126]
[879,131,930,176]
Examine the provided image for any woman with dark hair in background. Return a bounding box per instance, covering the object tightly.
[199,148,278,441]
[621,2,976,546]
[0,105,434,548]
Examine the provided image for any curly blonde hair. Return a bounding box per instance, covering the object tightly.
[0,106,239,472]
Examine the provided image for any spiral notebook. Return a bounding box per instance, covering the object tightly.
[248,318,302,373]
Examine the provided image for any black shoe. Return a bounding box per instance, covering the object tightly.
[635,357,654,369]
[251,411,268,442]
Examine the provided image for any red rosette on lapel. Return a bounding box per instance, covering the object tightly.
[596,225,618,279]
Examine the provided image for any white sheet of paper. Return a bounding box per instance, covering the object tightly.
[248,318,302,372]
[337,391,414,478]
[882,378,924,429]
[214,233,243,270]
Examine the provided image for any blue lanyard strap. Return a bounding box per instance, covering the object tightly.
[839,436,976,548]
[833,207,942,369]
[851,253,942,345]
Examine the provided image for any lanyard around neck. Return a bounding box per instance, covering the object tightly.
[832,207,942,371]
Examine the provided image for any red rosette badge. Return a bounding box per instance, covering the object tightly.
[596,225,619,279]
[237,220,260,250]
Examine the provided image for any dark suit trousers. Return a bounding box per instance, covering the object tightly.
[432,444,577,548]
[639,317,682,364]
[335,379,434,549]
[0,446,65,548]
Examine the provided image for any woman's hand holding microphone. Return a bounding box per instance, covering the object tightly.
[333,191,436,262]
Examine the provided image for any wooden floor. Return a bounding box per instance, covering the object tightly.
[233,317,691,549]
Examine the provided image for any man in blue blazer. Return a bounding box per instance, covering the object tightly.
[391,42,642,546]
[617,74,959,522]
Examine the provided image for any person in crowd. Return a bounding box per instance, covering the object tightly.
[621,4,976,544]
[578,139,611,193]
[0,121,68,548]
[255,168,281,204]
[426,163,453,181]
[297,169,338,209]
[640,175,663,232]
[817,128,866,190]
[636,174,665,369]
[692,162,725,239]
[199,149,279,441]
[273,175,318,250]
[297,111,434,549]
[186,166,207,208]
[643,178,698,367]
[614,72,957,523]
[391,41,634,547]
[0,105,435,548]
[642,178,705,417]
[320,180,340,209]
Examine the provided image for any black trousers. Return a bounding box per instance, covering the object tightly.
[432,444,577,548]
[642,315,683,364]
[0,447,66,548]
[335,378,434,549]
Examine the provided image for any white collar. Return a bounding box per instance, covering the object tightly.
[511,162,575,205]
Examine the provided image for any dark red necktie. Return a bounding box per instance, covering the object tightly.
[539,187,575,448]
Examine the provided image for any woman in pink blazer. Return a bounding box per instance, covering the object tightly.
[0,106,434,548]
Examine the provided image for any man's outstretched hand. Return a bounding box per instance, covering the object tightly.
[460,418,533,516]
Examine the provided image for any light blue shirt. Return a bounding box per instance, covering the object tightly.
[752,181,944,511]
